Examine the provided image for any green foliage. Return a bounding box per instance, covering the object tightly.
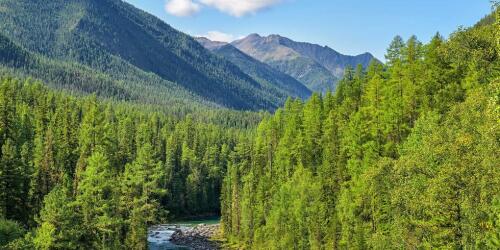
[76,151,122,249]
[0,77,255,248]
[0,0,291,111]
[222,12,500,249]
[0,2,498,250]
[0,219,24,248]
[121,143,165,249]
[34,185,87,250]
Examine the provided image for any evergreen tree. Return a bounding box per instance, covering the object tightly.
[34,185,88,249]
[121,143,165,249]
[221,12,500,249]
[76,150,122,249]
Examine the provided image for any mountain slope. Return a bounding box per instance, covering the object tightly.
[275,35,376,78]
[196,38,312,99]
[0,32,136,99]
[196,37,228,51]
[213,44,312,99]
[232,34,377,92]
[232,34,337,93]
[0,31,221,109]
[0,0,285,110]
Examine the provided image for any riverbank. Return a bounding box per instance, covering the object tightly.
[170,224,223,250]
[170,215,221,226]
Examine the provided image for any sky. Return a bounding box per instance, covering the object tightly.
[123,0,493,60]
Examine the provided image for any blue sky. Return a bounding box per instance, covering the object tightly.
[123,0,493,60]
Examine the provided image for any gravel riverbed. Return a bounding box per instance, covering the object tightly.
[170,224,221,250]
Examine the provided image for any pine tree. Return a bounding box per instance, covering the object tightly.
[385,36,406,65]
[74,96,107,189]
[121,143,165,248]
[34,185,88,249]
[76,150,122,249]
[302,93,323,169]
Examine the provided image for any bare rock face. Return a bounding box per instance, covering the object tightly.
[170,224,221,250]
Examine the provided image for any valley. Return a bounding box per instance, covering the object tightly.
[0,0,498,249]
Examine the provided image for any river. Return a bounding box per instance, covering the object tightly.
[148,217,220,250]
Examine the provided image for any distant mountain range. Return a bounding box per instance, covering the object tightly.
[0,0,293,110]
[0,0,377,111]
[196,37,312,100]
[231,34,377,93]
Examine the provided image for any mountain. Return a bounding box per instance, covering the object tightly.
[232,34,377,93]
[0,31,213,108]
[0,0,290,111]
[196,37,312,100]
[275,35,376,78]
[196,37,228,51]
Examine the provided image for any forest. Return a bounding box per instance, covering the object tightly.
[0,76,264,249]
[0,0,300,111]
[0,2,498,250]
[221,9,500,249]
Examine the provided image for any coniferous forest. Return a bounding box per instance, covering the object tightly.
[0,77,264,249]
[0,1,498,250]
[221,10,500,249]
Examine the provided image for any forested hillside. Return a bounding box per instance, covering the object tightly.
[0,77,264,249]
[0,31,196,107]
[195,37,312,100]
[0,0,292,110]
[221,9,500,249]
[0,1,497,249]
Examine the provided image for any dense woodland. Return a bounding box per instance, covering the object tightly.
[221,9,500,249]
[0,77,265,249]
[0,0,309,111]
[0,2,498,250]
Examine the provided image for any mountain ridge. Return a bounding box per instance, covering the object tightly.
[195,37,312,100]
[196,37,228,50]
[231,33,378,92]
[0,0,290,111]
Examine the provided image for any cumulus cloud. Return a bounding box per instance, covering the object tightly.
[165,0,284,17]
[201,31,236,42]
[200,0,283,17]
[165,0,201,17]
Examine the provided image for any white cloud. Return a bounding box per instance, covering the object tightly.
[165,0,201,17]
[165,0,285,17]
[201,31,236,42]
[199,0,283,17]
